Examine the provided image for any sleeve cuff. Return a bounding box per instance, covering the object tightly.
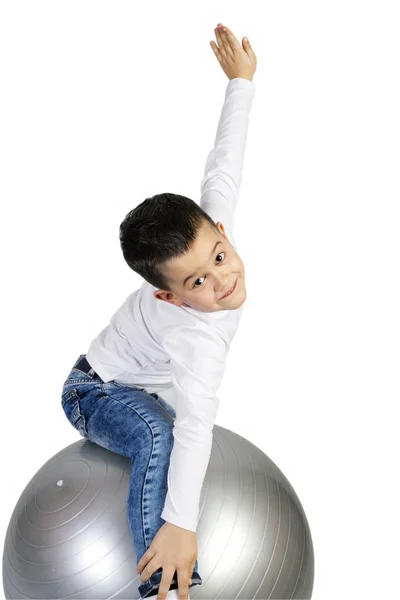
[161,510,197,533]
[228,77,255,91]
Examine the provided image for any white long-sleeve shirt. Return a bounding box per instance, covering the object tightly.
[85,76,255,532]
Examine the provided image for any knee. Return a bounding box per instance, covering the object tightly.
[138,419,174,456]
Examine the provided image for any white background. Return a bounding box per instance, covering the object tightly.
[1,1,399,599]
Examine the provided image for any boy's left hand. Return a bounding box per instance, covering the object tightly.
[136,521,197,599]
[210,23,257,82]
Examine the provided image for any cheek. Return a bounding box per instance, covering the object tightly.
[232,250,242,265]
[233,256,244,273]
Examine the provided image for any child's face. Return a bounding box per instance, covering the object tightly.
[153,220,246,313]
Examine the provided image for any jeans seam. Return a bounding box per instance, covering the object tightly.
[98,385,162,555]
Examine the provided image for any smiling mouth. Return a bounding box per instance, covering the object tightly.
[221,278,237,300]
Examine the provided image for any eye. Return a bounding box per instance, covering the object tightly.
[192,252,225,289]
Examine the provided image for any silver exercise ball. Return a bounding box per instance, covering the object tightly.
[2,425,314,599]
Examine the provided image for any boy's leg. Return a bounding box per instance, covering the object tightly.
[61,355,202,599]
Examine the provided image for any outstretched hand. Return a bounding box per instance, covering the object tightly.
[136,521,197,600]
[210,23,257,82]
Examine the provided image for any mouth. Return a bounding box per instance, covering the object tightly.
[220,278,238,300]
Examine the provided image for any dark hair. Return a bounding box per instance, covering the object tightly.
[119,193,220,292]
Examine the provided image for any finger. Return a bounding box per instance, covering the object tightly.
[136,547,153,575]
[139,555,159,584]
[189,560,196,582]
[216,25,236,60]
[214,27,228,60]
[177,568,190,600]
[243,36,254,56]
[156,567,175,600]
[136,557,146,574]
[222,25,242,53]
[210,40,223,65]
[139,568,149,584]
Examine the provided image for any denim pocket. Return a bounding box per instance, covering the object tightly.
[61,388,90,439]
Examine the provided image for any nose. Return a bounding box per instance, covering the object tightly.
[215,273,229,293]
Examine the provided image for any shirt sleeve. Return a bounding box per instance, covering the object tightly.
[199,77,255,244]
[160,325,228,532]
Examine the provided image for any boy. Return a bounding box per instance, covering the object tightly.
[61,23,257,600]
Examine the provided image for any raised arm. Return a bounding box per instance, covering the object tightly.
[200,25,257,239]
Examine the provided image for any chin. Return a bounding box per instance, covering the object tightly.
[236,287,247,307]
[222,285,247,310]
[233,294,246,308]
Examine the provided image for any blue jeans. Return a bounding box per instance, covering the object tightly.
[61,354,202,598]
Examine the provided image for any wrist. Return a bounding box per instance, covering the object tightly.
[230,75,253,82]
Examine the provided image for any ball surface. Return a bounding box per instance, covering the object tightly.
[3,425,314,599]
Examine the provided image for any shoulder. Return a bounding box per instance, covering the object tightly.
[159,313,228,365]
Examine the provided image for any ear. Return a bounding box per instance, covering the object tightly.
[216,221,230,242]
[153,290,184,307]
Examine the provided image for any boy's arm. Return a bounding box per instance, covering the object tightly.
[199,77,255,238]
[160,326,228,532]
[200,25,257,237]
[158,24,258,532]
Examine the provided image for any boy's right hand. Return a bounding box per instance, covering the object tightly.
[210,23,257,82]
[136,521,197,599]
